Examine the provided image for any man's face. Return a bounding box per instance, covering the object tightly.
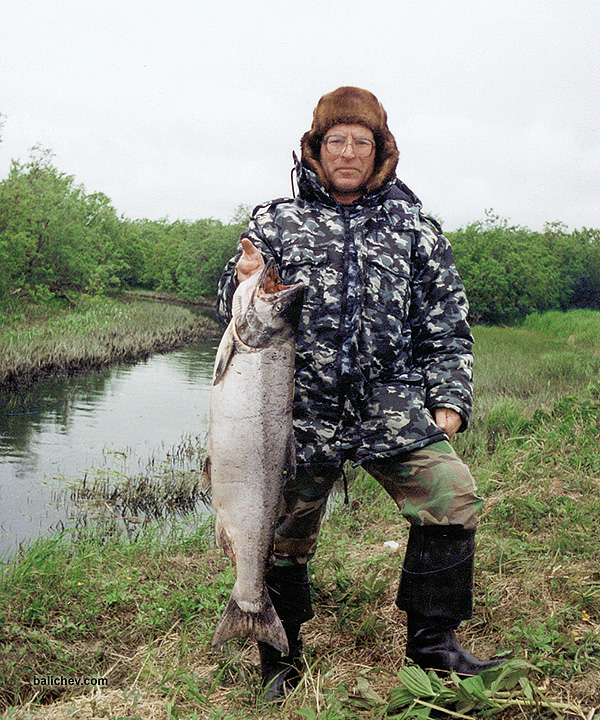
[319,123,376,204]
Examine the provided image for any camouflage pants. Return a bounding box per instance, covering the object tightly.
[273,441,483,565]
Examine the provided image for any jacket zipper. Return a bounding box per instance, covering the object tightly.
[336,206,352,410]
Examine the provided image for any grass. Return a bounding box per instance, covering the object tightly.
[1,310,600,719]
[0,294,220,390]
[454,312,600,463]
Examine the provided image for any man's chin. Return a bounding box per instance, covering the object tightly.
[331,182,367,198]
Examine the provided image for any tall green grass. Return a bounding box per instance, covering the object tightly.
[523,308,600,347]
[455,313,600,465]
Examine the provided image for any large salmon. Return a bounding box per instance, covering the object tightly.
[206,259,304,654]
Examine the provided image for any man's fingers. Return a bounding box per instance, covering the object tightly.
[236,238,265,282]
[241,238,259,259]
[434,408,462,438]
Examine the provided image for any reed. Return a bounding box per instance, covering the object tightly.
[0,295,220,389]
[64,435,211,542]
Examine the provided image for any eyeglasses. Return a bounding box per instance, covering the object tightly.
[323,135,375,158]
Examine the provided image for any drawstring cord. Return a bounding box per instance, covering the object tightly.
[341,466,349,505]
[290,152,299,197]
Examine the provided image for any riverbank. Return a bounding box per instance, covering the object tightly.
[0,294,221,391]
[2,311,600,718]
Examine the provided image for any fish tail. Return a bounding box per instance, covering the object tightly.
[211,586,289,654]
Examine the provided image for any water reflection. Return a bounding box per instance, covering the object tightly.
[0,342,217,556]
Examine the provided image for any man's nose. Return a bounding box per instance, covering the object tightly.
[340,141,356,158]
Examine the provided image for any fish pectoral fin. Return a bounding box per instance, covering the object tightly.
[200,455,211,491]
[211,586,289,654]
[283,429,296,483]
[213,322,236,385]
[215,513,236,564]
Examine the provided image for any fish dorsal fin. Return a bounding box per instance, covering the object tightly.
[213,322,237,385]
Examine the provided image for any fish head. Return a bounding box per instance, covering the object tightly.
[234,259,305,348]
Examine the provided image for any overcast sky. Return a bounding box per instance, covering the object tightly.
[1,0,599,231]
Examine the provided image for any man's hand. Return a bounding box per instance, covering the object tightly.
[236,238,265,283]
[434,407,462,438]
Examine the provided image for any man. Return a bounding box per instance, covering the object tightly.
[216,86,503,701]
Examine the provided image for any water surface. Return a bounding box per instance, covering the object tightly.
[0,342,217,556]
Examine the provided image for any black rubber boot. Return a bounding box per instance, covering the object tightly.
[405,616,505,675]
[397,524,504,676]
[259,564,313,702]
[258,623,303,702]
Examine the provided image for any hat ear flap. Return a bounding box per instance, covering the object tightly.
[366,131,399,193]
[300,129,332,191]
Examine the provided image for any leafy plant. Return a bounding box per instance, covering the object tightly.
[384,660,575,718]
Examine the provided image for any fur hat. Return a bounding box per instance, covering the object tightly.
[301,86,399,195]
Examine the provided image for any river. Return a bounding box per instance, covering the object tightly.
[0,341,217,558]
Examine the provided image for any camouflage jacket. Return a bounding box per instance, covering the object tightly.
[216,159,473,468]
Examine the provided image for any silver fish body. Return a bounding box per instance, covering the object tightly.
[206,260,304,654]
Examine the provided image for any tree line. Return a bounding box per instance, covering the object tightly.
[0,148,243,305]
[1,148,599,325]
[449,212,600,323]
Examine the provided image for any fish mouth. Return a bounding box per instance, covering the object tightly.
[257,259,303,298]
[257,259,305,324]
[257,259,288,295]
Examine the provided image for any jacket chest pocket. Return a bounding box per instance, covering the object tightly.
[363,232,413,321]
[282,246,340,328]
